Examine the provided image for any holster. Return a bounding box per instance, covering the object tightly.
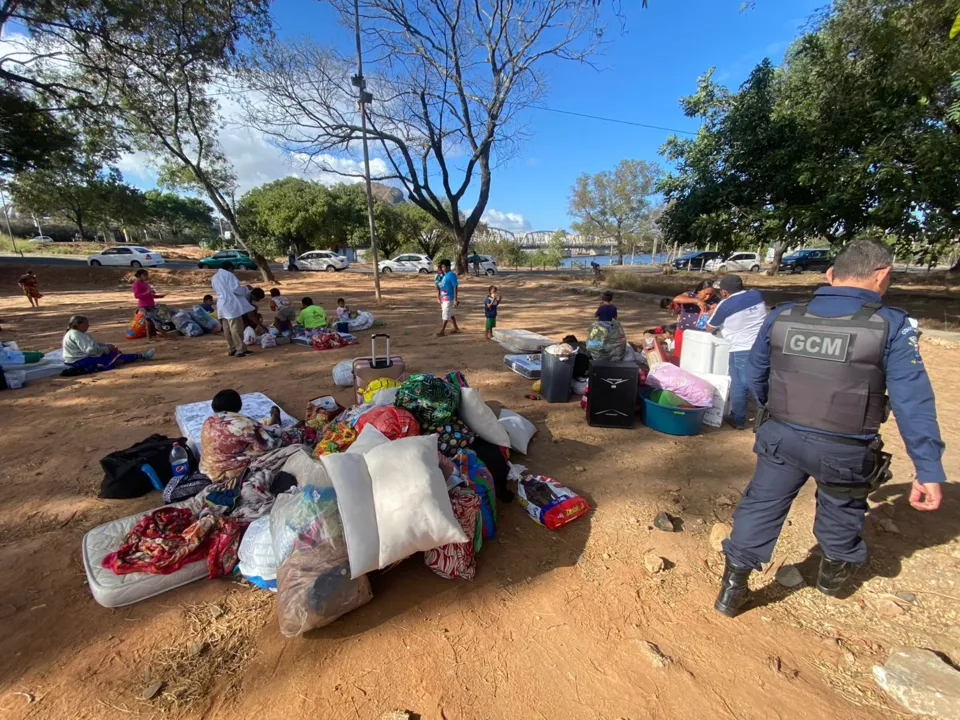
[817,435,893,500]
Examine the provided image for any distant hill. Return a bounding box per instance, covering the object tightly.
[370,182,405,206]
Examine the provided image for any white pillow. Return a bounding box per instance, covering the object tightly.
[499,408,537,454]
[365,435,467,567]
[460,387,511,447]
[346,423,390,455]
[322,453,380,578]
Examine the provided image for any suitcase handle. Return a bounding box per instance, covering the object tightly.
[371,333,391,364]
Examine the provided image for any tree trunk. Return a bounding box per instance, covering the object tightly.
[769,241,789,276]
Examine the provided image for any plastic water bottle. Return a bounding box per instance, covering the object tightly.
[169,442,190,484]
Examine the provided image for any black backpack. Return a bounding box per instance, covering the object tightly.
[99,434,195,499]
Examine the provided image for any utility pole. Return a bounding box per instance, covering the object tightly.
[0,182,21,256]
[353,0,382,301]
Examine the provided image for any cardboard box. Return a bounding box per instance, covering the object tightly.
[693,371,731,428]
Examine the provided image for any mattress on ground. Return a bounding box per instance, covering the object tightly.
[493,329,554,353]
[504,353,542,379]
[82,502,209,608]
[175,392,297,458]
[3,355,68,386]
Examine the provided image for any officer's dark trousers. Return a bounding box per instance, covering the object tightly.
[723,420,876,570]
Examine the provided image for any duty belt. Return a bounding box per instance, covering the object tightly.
[754,407,893,500]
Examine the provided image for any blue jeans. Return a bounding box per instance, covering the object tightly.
[728,350,750,428]
[70,351,139,372]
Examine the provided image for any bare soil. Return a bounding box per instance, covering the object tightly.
[0,266,957,720]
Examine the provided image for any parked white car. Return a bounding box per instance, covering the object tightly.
[293,250,349,272]
[469,254,498,276]
[715,251,762,273]
[29,235,54,243]
[88,246,165,267]
[379,253,435,274]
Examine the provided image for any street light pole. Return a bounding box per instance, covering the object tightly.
[353,0,382,302]
[0,182,21,256]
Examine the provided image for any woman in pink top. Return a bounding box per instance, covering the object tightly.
[132,269,165,334]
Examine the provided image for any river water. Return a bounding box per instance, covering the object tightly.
[560,253,670,268]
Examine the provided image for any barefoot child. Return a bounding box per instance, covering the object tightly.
[17,270,42,308]
[484,285,501,340]
[335,298,351,321]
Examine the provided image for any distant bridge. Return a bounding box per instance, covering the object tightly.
[476,227,617,254]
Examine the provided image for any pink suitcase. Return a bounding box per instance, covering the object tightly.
[352,334,406,403]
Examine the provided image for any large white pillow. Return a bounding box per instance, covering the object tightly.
[365,435,467,567]
[460,387,511,447]
[345,423,390,455]
[322,452,380,578]
[498,408,537,454]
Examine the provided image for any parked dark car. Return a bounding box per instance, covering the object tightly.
[672,251,722,271]
[779,248,833,273]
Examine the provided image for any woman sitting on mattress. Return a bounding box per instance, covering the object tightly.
[199,389,315,483]
[62,315,156,373]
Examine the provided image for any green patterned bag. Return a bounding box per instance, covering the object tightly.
[395,373,461,427]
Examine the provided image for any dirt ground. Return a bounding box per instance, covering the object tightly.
[0,265,958,720]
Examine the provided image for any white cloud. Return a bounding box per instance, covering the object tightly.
[482,208,531,233]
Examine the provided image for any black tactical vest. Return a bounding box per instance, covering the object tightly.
[768,301,888,435]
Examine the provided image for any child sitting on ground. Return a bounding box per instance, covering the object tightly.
[269,287,290,312]
[484,286,501,340]
[296,297,328,329]
[595,291,618,322]
[199,294,216,314]
[335,298,351,321]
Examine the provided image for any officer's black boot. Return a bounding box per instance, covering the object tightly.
[714,559,752,618]
[816,556,855,597]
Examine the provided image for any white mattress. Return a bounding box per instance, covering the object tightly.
[493,329,554,353]
[82,502,209,608]
[174,392,297,458]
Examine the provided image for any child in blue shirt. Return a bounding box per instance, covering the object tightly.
[595,291,618,322]
[436,259,460,336]
[199,294,216,314]
[484,285,501,339]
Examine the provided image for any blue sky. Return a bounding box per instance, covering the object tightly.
[98,0,824,232]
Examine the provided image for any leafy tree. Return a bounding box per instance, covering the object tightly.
[545,230,567,269]
[0,89,77,175]
[397,203,450,259]
[568,159,662,265]
[38,0,276,279]
[659,0,960,271]
[244,0,603,274]
[237,178,330,256]
[142,190,214,243]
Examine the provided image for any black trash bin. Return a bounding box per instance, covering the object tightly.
[541,345,575,403]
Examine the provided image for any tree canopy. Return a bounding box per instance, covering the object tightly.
[568,159,662,265]
[658,0,960,268]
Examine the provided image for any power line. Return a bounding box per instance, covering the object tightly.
[531,104,697,136]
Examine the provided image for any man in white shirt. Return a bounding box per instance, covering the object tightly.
[707,274,768,429]
[211,262,256,357]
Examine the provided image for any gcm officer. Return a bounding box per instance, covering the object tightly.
[715,237,945,617]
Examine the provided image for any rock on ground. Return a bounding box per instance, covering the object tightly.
[644,554,666,574]
[709,523,731,553]
[775,565,805,588]
[873,647,960,719]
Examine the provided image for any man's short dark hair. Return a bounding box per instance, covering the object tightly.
[203,294,213,302]
[221,261,234,271]
[302,297,313,306]
[601,291,614,302]
[212,389,243,413]
[250,287,265,301]
[438,259,451,270]
[831,237,893,280]
[718,274,744,294]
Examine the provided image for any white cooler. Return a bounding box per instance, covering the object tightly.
[680,330,731,376]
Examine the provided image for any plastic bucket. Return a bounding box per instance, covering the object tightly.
[639,390,707,436]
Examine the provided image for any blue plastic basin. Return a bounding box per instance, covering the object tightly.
[639,389,707,436]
